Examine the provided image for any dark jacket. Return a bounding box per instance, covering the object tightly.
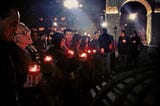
[98,32,114,53]
[0,40,21,106]
[90,39,100,51]
[9,42,48,106]
[118,35,131,54]
[130,35,141,54]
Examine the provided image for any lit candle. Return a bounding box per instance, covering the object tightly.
[79,52,87,61]
[44,55,53,63]
[122,39,126,43]
[132,40,136,43]
[92,49,96,54]
[68,49,74,56]
[28,62,40,75]
[87,50,92,54]
[67,49,74,58]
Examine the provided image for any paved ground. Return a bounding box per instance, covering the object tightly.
[88,45,160,106]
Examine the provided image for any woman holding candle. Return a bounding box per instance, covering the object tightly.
[48,32,81,106]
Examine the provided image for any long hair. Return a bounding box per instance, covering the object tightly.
[51,32,64,49]
[71,33,82,58]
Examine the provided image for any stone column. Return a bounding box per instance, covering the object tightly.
[105,0,120,41]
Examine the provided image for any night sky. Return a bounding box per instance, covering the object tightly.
[14,0,105,28]
[13,0,147,33]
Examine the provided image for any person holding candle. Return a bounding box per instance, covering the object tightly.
[10,22,48,106]
[117,30,131,70]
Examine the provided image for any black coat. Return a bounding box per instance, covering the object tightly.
[118,36,131,54]
[98,33,114,53]
[0,39,29,106]
[8,43,48,106]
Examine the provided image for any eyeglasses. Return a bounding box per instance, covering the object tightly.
[15,29,31,35]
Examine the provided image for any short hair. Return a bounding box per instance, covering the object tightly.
[64,28,72,35]
[52,32,64,45]
[71,33,81,45]
[121,30,125,34]
[102,28,108,33]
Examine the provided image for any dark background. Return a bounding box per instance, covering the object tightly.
[13,0,148,34]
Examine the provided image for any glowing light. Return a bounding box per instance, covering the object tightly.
[67,49,74,56]
[101,22,107,27]
[154,8,160,13]
[79,53,87,58]
[87,50,91,54]
[129,13,137,20]
[106,6,118,14]
[122,39,126,43]
[100,48,104,54]
[45,36,48,40]
[38,27,45,31]
[122,0,152,15]
[64,0,79,9]
[92,49,96,54]
[79,52,87,61]
[132,40,136,43]
[79,4,83,8]
[44,55,53,63]
[84,32,87,35]
[53,22,58,26]
[109,43,113,50]
[28,63,40,75]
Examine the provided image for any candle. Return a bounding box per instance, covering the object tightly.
[28,62,40,75]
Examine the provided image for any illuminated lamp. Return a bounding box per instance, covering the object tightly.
[101,22,107,28]
[105,6,118,14]
[128,13,137,21]
[64,0,79,9]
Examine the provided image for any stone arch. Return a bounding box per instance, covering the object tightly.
[120,0,152,15]
[120,0,152,44]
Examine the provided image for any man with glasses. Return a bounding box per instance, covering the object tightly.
[12,22,46,106]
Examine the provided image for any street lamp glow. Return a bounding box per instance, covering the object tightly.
[87,34,91,37]
[53,22,58,26]
[101,22,107,27]
[79,4,83,8]
[129,13,137,20]
[84,32,87,35]
[64,0,79,9]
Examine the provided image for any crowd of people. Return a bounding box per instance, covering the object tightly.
[0,2,142,106]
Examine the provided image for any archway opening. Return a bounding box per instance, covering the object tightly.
[120,1,147,44]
